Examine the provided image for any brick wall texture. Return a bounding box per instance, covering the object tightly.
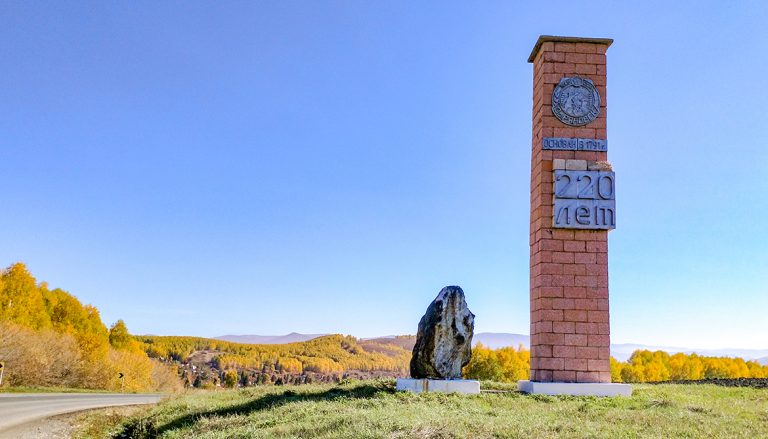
[529,39,612,383]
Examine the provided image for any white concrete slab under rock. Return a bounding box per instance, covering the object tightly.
[518,380,632,397]
[396,378,480,394]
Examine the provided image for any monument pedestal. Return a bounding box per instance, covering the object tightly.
[396,378,480,394]
[518,380,631,397]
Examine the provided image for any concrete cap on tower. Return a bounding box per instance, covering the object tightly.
[528,35,614,63]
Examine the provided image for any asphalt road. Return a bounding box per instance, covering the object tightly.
[0,393,164,436]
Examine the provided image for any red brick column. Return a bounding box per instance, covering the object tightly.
[528,36,613,383]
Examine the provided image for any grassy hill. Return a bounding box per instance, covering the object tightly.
[76,380,768,438]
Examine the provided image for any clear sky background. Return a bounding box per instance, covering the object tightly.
[2,1,767,349]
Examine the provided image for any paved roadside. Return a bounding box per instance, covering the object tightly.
[0,393,164,438]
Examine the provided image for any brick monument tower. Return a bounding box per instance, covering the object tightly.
[518,36,630,396]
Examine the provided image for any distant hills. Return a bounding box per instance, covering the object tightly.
[215,332,326,345]
[472,333,530,350]
[217,332,768,362]
[215,332,529,348]
[609,343,768,362]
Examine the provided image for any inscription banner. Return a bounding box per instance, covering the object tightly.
[542,137,607,151]
[553,170,615,230]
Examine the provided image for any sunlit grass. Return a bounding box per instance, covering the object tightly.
[77,379,768,438]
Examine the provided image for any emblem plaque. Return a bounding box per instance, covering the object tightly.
[551,77,600,126]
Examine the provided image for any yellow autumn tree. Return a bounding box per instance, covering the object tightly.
[0,263,51,330]
[463,344,530,382]
[610,357,624,382]
[0,262,182,392]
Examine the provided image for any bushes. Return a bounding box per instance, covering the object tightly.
[222,370,239,388]
[0,320,181,392]
[0,322,84,387]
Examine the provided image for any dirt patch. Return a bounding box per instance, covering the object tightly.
[0,405,144,439]
[0,414,73,439]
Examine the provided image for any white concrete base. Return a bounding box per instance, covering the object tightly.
[518,380,632,397]
[396,378,480,394]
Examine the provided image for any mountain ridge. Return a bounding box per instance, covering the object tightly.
[215,333,326,345]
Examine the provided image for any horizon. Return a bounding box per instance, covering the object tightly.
[211,332,768,354]
[3,2,768,350]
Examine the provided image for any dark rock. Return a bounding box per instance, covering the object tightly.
[410,286,475,379]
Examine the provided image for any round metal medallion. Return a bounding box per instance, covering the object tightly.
[551,77,600,126]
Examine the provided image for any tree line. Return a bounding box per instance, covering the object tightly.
[0,262,181,392]
[461,344,768,383]
[611,350,768,382]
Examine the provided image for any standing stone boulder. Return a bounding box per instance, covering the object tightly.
[410,286,475,379]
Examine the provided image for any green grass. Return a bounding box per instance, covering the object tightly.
[76,379,768,438]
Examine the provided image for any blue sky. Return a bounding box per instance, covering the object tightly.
[2,1,767,349]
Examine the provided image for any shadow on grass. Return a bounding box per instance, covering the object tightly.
[115,383,392,439]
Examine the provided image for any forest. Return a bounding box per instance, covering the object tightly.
[137,334,412,388]
[0,262,181,392]
[0,262,414,390]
